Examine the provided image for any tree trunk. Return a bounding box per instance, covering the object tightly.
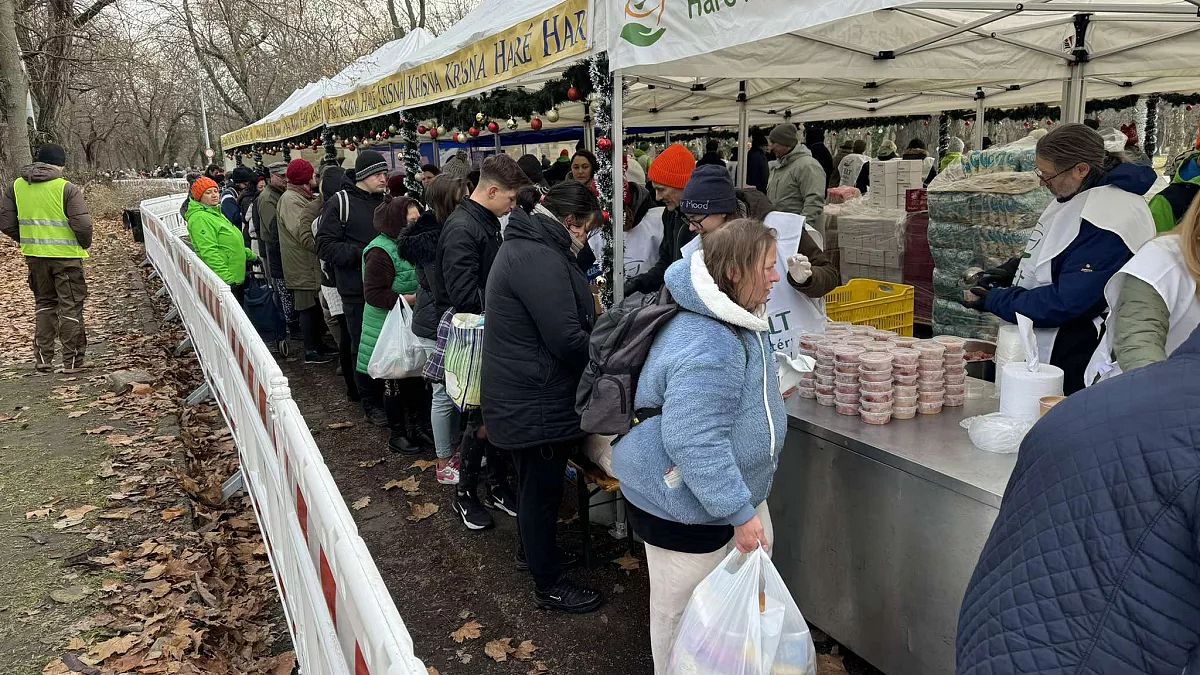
[0,0,33,178]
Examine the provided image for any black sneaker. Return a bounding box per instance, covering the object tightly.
[388,430,423,455]
[453,491,494,530]
[363,406,388,427]
[482,482,518,517]
[515,546,580,572]
[535,579,603,614]
[304,350,332,364]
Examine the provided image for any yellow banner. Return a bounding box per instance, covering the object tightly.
[262,100,327,143]
[324,71,407,127]
[220,125,260,150]
[404,0,589,107]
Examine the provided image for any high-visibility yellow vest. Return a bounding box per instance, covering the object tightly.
[13,177,88,259]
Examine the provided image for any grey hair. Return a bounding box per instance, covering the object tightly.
[1036,122,1122,175]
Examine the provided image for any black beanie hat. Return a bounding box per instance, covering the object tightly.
[678,164,738,216]
[34,143,67,167]
[354,151,388,181]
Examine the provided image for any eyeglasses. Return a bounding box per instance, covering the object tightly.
[1035,164,1079,185]
[685,213,707,227]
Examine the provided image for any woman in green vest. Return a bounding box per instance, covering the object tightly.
[185,176,257,303]
[360,195,432,454]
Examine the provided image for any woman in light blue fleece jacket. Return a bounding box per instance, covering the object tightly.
[611,219,788,674]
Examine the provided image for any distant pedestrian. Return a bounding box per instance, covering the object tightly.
[185,176,257,304]
[0,143,93,373]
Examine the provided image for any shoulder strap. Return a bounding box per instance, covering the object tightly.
[336,190,349,225]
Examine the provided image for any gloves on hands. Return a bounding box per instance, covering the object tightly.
[786,254,812,285]
[960,286,990,311]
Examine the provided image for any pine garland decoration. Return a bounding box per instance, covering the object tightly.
[589,53,615,308]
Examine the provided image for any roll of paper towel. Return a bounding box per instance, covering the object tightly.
[999,362,1064,420]
[993,324,1027,399]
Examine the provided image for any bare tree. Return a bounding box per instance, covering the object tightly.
[0,0,33,179]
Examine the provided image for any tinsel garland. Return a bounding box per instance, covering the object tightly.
[938,114,950,157]
[1145,95,1160,157]
[400,115,423,198]
[589,53,615,308]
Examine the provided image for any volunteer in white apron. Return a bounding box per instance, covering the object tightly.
[961,123,1157,394]
[678,165,839,357]
[1085,195,1200,383]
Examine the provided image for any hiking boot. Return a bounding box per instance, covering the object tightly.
[515,546,580,572]
[304,351,332,365]
[453,490,493,530]
[34,363,52,373]
[388,428,423,455]
[405,410,435,448]
[483,481,518,517]
[435,460,460,485]
[534,579,603,614]
[362,404,388,427]
[56,362,92,374]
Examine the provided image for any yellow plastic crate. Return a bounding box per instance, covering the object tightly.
[824,279,915,336]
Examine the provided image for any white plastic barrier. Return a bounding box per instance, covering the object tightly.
[113,178,190,192]
[140,195,427,675]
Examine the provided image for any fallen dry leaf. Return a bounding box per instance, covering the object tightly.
[351,496,371,511]
[25,507,52,520]
[53,505,97,529]
[818,653,850,674]
[89,633,141,662]
[383,476,419,493]
[160,506,187,522]
[513,640,539,661]
[84,426,114,435]
[327,421,354,430]
[614,553,641,571]
[527,661,550,674]
[67,637,86,650]
[484,638,514,662]
[143,563,167,580]
[450,620,483,643]
[426,668,440,675]
[408,459,437,472]
[358,457,386,468]
[67,410,87,418]
[407,502,438,522]
[130,383,153,396]
[105,434,135,447]
[97,507,137,520]
[271,652,297,675]
[42,659,70,675]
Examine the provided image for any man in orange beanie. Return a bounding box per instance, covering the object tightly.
[625,143,697,297]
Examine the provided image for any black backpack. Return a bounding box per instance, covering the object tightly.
[575,289,679,435]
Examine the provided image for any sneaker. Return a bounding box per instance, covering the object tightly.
[435,461,460,485]
[534,579,603,614]
[363,406,388,427]
[453,491,494,530]
[304,351,332,364]
[516,546,580,572]
[482,482,518,517]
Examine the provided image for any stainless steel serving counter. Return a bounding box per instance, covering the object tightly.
[769,381,1017,675]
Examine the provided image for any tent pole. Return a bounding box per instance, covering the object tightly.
[974,92,986,151]
[494,131,502,155]
[664,130,671,145]
[583,102,594,150]
[612,71,626,308]
[1063,63,1086,123]
[736,81,749,188]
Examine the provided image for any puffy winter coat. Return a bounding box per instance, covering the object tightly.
[277,186,321,291]
[185,199,256,285]
[767,143,826,234]
[397,211,449,340]
[431,198,503,316]
[481,207,595,450]
[612,251,788,527]
[315,181,386,303]
[957,324,1200,675]
[356,235,418,374]
[255,184,285,278]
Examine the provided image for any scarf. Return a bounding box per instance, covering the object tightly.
[534,203,586,256]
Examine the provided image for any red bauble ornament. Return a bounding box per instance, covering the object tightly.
[417,124,428,135]
[567,86,581,102]
[964,120,972,128]
[469,126,480,137]
[380,130,390,139]
[367,130,376,138]
[597,136,613,153]
[347,143,357,151]
[923,120,930,127]
[1046,119,1055,126]
[530,117,543,131]
[1023,121,1031,129]
[1188,105,1194,112]
[428,127,439,140]
[487,121,500,133]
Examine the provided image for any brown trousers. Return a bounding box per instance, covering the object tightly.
[26,257,87,368]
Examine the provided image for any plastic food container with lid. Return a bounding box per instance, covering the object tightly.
[915,341,947,358]
[894,373,919,386]
[834,345,866,363]
[932,335,967,353]
[918,401,944,414]
[861,390,893,403]
[860,410,892,425]
[860,400,894,413]
[835,402,860,416]
[859,352,894,371]
[860,379,894,393]
[858,369,894,383]
[892,406,917,420]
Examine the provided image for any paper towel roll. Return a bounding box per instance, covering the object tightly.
[1000,362,1064,420]
[993,325,1028,398]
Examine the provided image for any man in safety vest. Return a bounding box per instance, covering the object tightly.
[0,143,93,373]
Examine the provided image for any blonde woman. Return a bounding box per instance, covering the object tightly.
[611,219,787,674]
[1087,192,1200,382]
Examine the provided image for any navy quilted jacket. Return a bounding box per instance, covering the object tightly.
[957,326,1200,674]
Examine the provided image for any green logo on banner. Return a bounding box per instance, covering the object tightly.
[621,0,666,48]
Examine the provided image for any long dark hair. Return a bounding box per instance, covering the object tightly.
[425,174,470,224]
[541,180,601,225]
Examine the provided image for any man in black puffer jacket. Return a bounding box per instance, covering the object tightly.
[316,151,389,425]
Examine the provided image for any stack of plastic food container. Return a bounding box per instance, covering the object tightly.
[814,341,839,406]
[796,333,823,399]
[833,345,865,415]
[915,340,946,415]
[889,347,920,419]
[858,351,894,424]
[935,335,968,406]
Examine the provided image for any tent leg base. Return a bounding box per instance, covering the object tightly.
[185,382,211,406]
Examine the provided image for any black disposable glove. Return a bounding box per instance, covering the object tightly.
[959,286,989,311]
[978,257,1020,289]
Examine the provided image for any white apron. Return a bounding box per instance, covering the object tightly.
[1084,235,1200,384]
[682,211,827,357]
[1011,184,1156,365]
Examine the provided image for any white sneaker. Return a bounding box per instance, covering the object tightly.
[436,462,460,485]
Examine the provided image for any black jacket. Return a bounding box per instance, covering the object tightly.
[624,206,693,296]
[315,181,386,304]
[807,142,835,189]
[745,146,771,194]
[481,208,596,449]
[396,210,447,340]
[431,198,503,317]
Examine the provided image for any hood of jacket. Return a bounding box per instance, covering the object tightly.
[21,163,63,183]
[396,210,441,266]
[504,206,572,253]
[664,250,769,332]
[777,143,814,169]
[1095,161,1158,196]
[186,198,223,220]
[902,148,929,160]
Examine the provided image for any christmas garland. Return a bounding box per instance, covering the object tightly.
[589,53,615,308]
[401,115,422,198]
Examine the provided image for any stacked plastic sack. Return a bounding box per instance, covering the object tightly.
[926,134,1053,339]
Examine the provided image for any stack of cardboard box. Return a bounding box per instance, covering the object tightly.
[868,160,925,210]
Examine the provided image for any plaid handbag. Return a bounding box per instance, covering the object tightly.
[422,309,456,383]
[443,313,485,412]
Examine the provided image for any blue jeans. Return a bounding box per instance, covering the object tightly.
[419,337,459,460]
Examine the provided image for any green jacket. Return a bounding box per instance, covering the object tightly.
[185,199,255,285]
[939,152,963,173]
[1114,275,1171,373]
[277,186,322,291]
[356,235,418,375]
[767,144,826,235]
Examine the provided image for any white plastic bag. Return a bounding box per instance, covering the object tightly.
[668,549,817,675]
[367,295,426,380]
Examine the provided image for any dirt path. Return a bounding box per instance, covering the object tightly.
[0,222,292,674]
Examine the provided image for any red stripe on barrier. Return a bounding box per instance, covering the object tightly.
[320,549,337,628]
[355,642,371,675]
[258,385,268,427]
[296,486,309,542]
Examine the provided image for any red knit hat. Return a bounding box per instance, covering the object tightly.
[648,143,696,190]
[190,176,218,202]
[286,159,315,186]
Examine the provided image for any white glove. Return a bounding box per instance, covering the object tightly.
[786,254,812,285]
